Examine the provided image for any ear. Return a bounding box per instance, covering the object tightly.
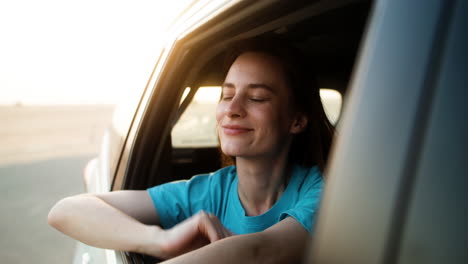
[290,113,308,134]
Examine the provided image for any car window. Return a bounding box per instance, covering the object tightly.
[320,88,342,125]
[171,86,221,148]
[171,86,342,148]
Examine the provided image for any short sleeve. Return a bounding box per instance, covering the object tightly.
[147,174,213,229]
[280,167,324,233]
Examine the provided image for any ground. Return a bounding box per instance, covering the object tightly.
[0,105,114,263]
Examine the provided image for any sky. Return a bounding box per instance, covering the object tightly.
[0,0,191,105]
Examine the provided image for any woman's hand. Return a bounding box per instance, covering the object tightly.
[154,211,233,259]
[160,217,309,264]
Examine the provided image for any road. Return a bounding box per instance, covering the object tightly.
[0,105,114,263]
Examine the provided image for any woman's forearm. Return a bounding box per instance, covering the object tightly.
[47,194,163,257]
[161,218,308,264]
[161,233,275,264]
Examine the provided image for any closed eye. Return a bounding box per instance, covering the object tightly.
[221,96,233,101]
[249,97,267,102]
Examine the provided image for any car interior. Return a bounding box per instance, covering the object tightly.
[119,0,373,262]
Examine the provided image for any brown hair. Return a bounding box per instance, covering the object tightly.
[220,37,335,172]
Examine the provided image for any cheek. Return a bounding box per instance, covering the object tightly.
[255,106,292,135]
[251,105,278,125]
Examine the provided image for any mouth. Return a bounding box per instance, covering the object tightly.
[222,125,254,135]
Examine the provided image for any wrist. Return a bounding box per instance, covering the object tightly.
[137,224,168,258]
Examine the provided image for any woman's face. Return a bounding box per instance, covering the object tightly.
[216,52,305,160]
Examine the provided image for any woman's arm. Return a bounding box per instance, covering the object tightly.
[48,191,165,256]
[48,193,231,259]
[161,217,310,264]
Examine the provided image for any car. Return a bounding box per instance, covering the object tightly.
[78,0,467,263]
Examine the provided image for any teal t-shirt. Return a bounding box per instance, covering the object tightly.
[147,165,323,234]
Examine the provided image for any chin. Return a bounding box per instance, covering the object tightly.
[221,148,242,157]
[220,143,246,157]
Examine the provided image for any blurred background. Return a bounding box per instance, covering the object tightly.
[0,0,191,262]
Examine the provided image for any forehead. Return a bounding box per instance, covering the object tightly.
[224,52,288,89]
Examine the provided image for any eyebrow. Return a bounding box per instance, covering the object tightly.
[222,82,275,93]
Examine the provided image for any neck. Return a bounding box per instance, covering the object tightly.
[236,152,291,216]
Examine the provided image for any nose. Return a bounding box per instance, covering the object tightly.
[226,95,246,118]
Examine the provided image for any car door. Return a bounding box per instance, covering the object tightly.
[308,0,467,263]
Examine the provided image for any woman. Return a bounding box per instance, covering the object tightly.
[48,37,334,263]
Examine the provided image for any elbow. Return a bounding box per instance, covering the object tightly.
[48,198,67,229]
[48,196,80,230]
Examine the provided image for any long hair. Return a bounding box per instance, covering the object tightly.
[220,37,335,172]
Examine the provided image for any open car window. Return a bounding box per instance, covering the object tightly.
[172,86,221,148]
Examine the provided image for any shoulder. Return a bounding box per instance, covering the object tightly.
[279,165,324,233]
[292,165,324,192]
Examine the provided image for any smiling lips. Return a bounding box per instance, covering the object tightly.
[222,125,254,135]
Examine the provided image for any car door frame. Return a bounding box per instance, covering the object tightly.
[307,0,465,263]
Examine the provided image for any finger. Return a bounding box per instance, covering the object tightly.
[162,220,211,258]
[207,214,229,238]
[198,211,223,242]
[208,214,226,240]
[222,226,234,237]
[170,211,219,243]
[207,213,233,239]
[166,211,209,244]
[209,214,234,237]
